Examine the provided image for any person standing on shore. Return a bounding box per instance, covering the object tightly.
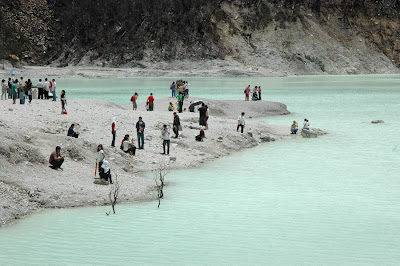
[170,82,176,97]
[173,112,180,138]
[51,79,56,101]
[44,78,50,99]
[237,112,245,133]
[198,103,208,127]
[97,144,105,177]
[258,86,262,100]
[11,79,18,104]
[131,92,138,110]
[161,124,170,155]
[244,85,250,101]
[1,79,7,100]
[36,79,44,99]
[111,118,116,147]
[147,93,154,111]
[8,78,12,99]
[177,91,184,113]
[49,146,65,170]
[60,90,67,114]
[136,116,145,149]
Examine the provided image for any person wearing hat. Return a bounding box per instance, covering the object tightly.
[100,160,113,184]
[49,146,65,170]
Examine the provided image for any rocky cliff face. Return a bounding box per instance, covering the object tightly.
[1,0,399,74]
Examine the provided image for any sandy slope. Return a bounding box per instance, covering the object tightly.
[0,97,293,226]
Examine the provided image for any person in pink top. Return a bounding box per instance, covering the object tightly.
[244,85,250,101]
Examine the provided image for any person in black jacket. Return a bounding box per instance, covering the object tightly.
[173,112,180,138]
[136,117,145,149]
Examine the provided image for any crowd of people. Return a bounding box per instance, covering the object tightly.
[1,76,68,114]
[244,85,262,101]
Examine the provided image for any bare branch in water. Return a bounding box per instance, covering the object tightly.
[109,175,121,214]
[155,165,168,208]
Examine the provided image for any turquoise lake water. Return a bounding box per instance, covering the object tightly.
[1,75,400,265]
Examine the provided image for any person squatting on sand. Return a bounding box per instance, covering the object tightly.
[49,146,65,170]
[111,118,116,147]
[237,112,245,133]
[120,134,136,156]
[161,124,170,155]
[196,129,206,142]
[136,117,145,149]
[99,160,113,184]
[131,92,138,110]
[67,124,79,138]
[168,102,175,111]
[173,112,180,138]
[97,144,105,177]
[291,121,298,134]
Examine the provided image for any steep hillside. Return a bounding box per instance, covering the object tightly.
[1,0,399,75]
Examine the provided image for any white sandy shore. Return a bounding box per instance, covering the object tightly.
[0,96,294,226]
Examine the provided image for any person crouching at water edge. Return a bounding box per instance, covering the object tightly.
[99,160,113,184]
[49,146,65,170]
[96,144,105,177]
[291,121,298,134]
[237,112,245,133]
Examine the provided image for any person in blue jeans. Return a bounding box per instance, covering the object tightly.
[170,82,176,97]
[136,116,145,149]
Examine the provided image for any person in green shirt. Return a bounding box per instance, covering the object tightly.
[176,91,184,113]
[11,79,18,104]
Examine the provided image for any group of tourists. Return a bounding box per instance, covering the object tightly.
[170,80,189,98]
[290,119,310,134]
[1,76,67,114]
[244,85,262,101]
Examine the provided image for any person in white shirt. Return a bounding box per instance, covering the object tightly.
[97,144,105,177]
[36,79,44,99]
[303,119,310,130]
[161,124,170,155]
[1,79,7,100]
[51,79,56,101]
[237,112,245,133]
[43,78,50,99]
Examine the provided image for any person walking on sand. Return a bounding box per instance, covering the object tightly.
[170,81,176,97]
[131,92,138,110]
[11,79,18,104]
[244,85,250,101]
[291,121,298,134]
[97,144,105,177]
[49,146,65,170]
[177,91,184,113]
[237,112,245,133]
[136,116,145,149]
[258,86,262,100]
[60,90,67,114]
[51,79,57,101]
[1,79,7,100]
[147,93,155,111]
[161,124,170,155]
[111,118,116,147]
[173,112,180,138]
[198,103,208,127]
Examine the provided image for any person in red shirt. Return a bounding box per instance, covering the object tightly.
[147,93,155,111]
[258,86,262,100]
[111,118,116,147]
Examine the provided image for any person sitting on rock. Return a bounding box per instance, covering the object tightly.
[168,102,175,111]
[252,91,258,101]
[291,121,298,134]
[195,129,206,141]
[120,134,136,155]
[99,160,113,184]
[303,119,310,130]
[67,124,79,138]
[49,146,65,170]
